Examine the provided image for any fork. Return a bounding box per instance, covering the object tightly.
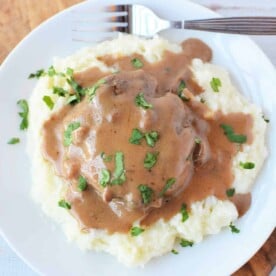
[72,4,276,42]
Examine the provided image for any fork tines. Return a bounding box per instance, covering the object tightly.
[71,4,130,42]
[102,4,130,32]
[104,4,130,13]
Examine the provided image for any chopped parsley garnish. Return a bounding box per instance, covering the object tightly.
[42,95,54,110]
[17,99,29,130]
[177,80,190,101]
[179,94,190,102]
[180,204,189,222]
[100,152,113,162]
[28,69,45,79]
[28,65,71,80]
[159,178,176,197]
[145,131,159,147]
[220,124,247,144]
[262,115,269,123]
[99,169,111,187]
[7,137,20,145]
[129,129,159,147]
[195,137,201,144]
[63,121,81,146]
[98,152,126,186]
[65,68,87,104]
[180,239,194,247]
[66,95,79,105]
[87,79,106,101]
[131,58,143,68]
[66,67,74,77]
[53,87,68,97]
[138,184,153,205]
[58,199,71,210]
[229,222,240,233]
[66,78,83,104]
[177,80,186,94]
[129,128,144,145]
[111,151,126,185]
[171,249,179,255]
[130,226,145,236]
[135,93,153,109]
[67,78,84,96]
[53,68,86,105]
[226,188,235,197]
[29,66,89,106]
[210,77,222,92]
[239,162,255,169]
[144,152,159,170]
[78,175,87,191]
[47,65,57,77]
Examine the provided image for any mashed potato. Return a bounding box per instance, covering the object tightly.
[27,35,267,266]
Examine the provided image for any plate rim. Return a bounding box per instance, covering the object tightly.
[0,1,275,275]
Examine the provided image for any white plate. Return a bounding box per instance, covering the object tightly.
[0,1,275,275]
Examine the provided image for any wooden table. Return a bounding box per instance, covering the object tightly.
[0,0,275,275]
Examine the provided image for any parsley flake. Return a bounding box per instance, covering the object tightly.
[144,152,159,170]
[100,152,113,162]
[130,226,145,236]
[17,99,29,130]
[180,204,189,223]
[47,65,57,77]
[220,124,247,144]
[171,249,179,255]
[66,67,74,77]
[65,71,88,105]
[63,121,81,146]
[129,128,144,145]
[229,222,240,233]
[87,79,106,101]
[138,184,153,205]
[177,80,190,101]
[58,199,71,210]
[129,129,159,147]
[99,169,111,187]
[28,69,45,79]
[131,58,143,68]
[177,80,186,94]
[239,162,255,169]
[67,78,84,96]
[210,77,222,92]
[226,188,235,197]
[66,95,79,105]
[43,95,54,110]
[78,175,87,191]
[159,178,176,197]
[180,239,194,247]
[145,131,159,147]
[7,137,20,145]
[111,151,126,185]
[135,93,153,109]
[53,87,68,97]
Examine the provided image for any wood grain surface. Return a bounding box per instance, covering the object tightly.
[0,0,275,275]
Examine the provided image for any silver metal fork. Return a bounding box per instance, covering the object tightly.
[71,4,276,42]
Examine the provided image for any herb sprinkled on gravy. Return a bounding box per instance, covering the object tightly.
[41,39,253,233]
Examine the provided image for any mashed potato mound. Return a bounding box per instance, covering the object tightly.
[27,35,267,266]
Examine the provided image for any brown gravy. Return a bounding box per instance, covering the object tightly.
[42,39,252,233]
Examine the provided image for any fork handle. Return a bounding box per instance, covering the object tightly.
[173,17,276,35]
